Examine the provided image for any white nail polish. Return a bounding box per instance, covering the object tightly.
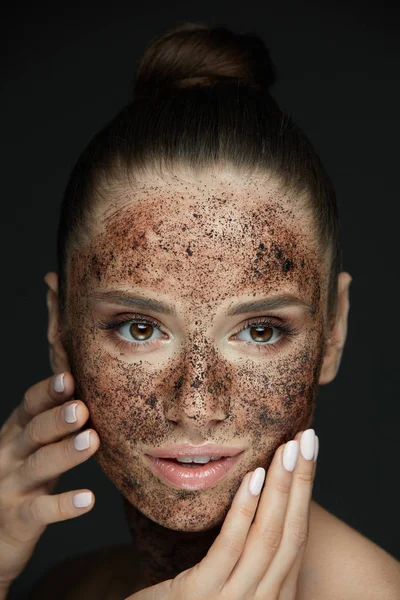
[52,373,65,393]
[300,429,316,460]
[313,435,319,462]
[74,431,91,451]
[73,492,92,508]
[283,440,299,472]
[249,467,266,496]
[64,403,78,423]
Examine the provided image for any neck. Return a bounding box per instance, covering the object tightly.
[122,497,222,588]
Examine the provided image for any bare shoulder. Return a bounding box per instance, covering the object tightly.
[29,543,139,600]
[29,504,399,600]
[297,500,400,600]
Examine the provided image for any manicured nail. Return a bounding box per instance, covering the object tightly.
[249,467,266,496]
[283,440,300,472]
[64,403,78,423]
[73,492,93,508]
[74,431,91,451]
[313,435,319,462]
[52,373,65,393]
[300,429,316,460]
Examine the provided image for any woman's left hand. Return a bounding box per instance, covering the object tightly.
[125,428,317,600]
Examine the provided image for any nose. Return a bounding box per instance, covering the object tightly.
[164,347,231,429]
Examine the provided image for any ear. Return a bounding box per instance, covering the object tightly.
[318,272,352,385]
[44,271,71,375]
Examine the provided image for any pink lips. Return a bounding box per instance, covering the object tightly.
[144,453,244,490]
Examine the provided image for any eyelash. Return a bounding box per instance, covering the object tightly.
[95,313,298,355]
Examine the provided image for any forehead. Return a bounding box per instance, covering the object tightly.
[70,173,323,309]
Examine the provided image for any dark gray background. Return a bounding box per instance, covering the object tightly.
[2,1,399,597]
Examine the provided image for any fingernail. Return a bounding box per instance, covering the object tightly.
[249,467,266,496]
[64,403,78,423]
[300,429,316,460]
[74,431,91,451]
[283,440,300,472]
[313,435,319,462]
[52,373,65,393]
[73,492,93,508]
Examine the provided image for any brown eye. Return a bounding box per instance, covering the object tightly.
[249,325,274,343]
[117,320,163,344]
[129,322,153,341]
[236,322,281,346]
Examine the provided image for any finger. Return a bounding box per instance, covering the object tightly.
[257,429,317,599]
[2,372,75,437]
[279,434,319,600]
[278,544,306,600]
[13,399,90,461]
[224,440,297,597]
[190,469,262,596]
[15,427,100,493]
[8,488,96,545]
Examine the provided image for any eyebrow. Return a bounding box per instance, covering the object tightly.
[90,291,315,317]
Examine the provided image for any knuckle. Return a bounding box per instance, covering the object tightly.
[26,449,45,480]
[26,418,43,446]
[293,470,314,486]
[285,516,309,547]
[238,501,255,519]
[22,390,36,420]
[261,523,284,551]
[275,478,292,496]
[29,495,46,525]
[56,493,71,520]
[224,530,245,558]
[60,438,74,462]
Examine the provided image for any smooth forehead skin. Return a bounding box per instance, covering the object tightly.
[66,170,327,531]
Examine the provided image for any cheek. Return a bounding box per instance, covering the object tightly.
[234,332,325,445]
[70,336,160,448]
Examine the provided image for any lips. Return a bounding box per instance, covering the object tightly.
[145,453,244,490]
[145,444,245,459]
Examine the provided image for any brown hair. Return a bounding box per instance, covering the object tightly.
[57,21,342,328]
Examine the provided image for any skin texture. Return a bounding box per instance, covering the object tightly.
[51,169,347,589]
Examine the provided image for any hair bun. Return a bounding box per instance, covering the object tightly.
[133,21,277,97]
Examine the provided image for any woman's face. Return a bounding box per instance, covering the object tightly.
[65,170,328,532]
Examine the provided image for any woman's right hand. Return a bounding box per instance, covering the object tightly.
[0,372,100,591]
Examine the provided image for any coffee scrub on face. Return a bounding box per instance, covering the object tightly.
[40,20,383,595]
[66,175,327,531]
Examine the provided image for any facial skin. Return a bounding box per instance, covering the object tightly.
[46,168,351,588]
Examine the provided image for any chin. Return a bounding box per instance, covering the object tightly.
[121,485,231,532]
[138,501,227,532]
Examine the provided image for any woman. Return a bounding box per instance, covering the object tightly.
[0,21,399,600]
